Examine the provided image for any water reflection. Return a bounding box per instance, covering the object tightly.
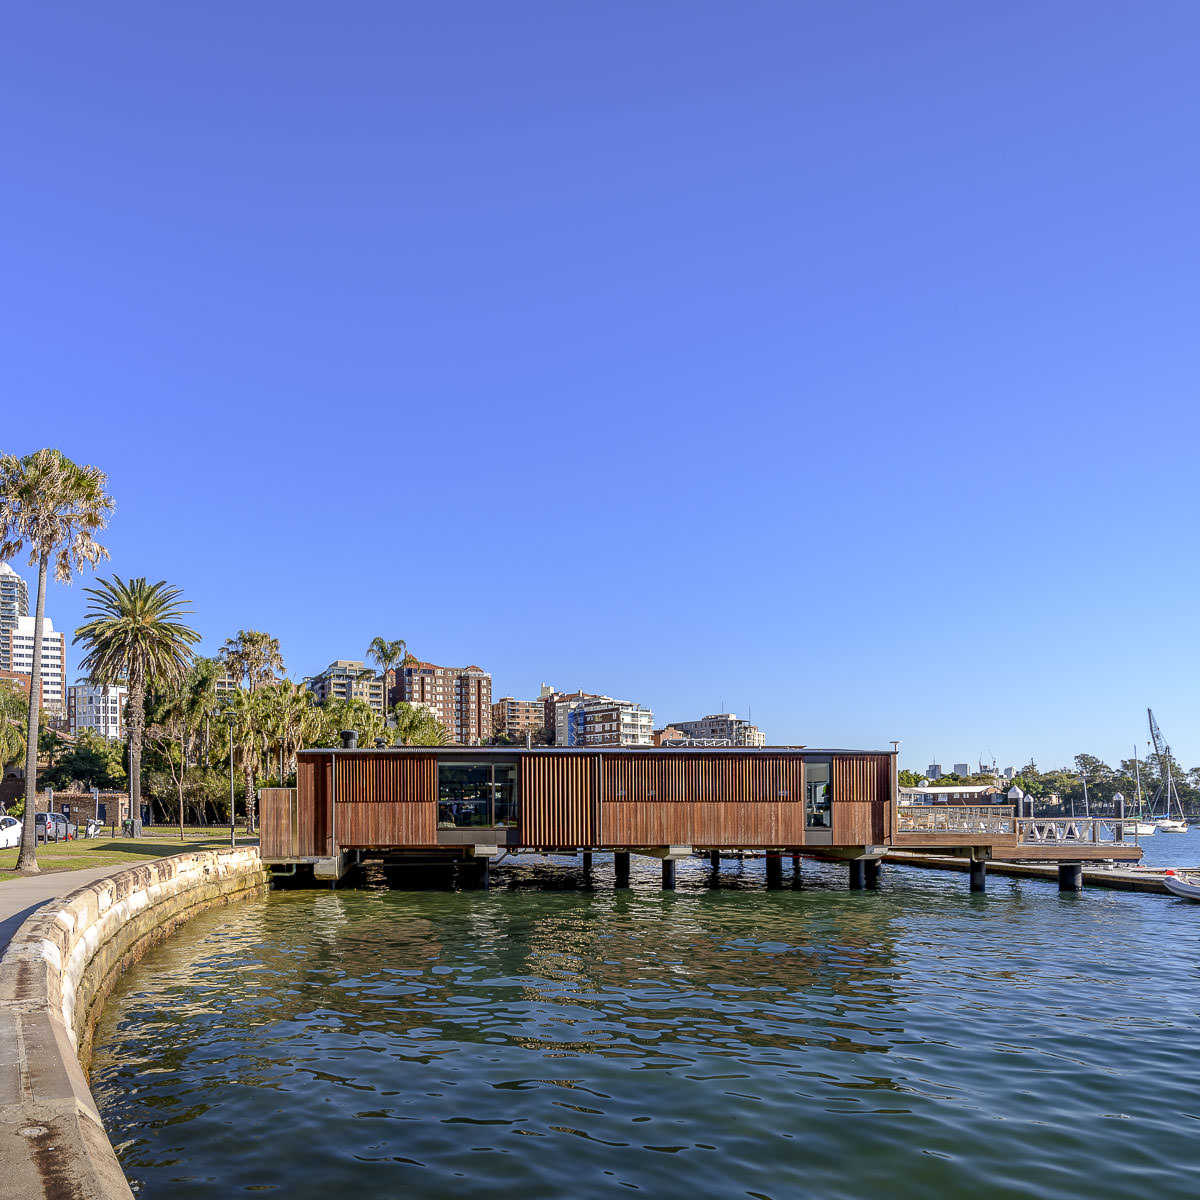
[91,858,1200,1200]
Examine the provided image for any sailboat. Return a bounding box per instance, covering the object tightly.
[1129,748,1156,836]
[1148,710,1189,833]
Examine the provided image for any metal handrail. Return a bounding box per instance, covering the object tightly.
[1016,817,1139,845]
[896,805,1015,835]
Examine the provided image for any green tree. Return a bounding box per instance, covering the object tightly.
[0,677,29,768]
[303,697,387,750]
[219,630,284,693]
[39,728,126,792]
[897,769,924,787]
[145,677,193,838]
[391,702,451,746]
[366,637,408,721]
[222,686,265,830]
[0,448,113,873]
[257,680,316,784]
[181,656,223,767]
[74,577,200,823]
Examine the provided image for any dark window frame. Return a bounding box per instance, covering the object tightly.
[437,759,519,830]
[805,756,832,829]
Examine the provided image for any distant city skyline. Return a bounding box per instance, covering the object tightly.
[5,5,1198,772]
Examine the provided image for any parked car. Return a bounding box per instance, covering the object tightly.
[35,812,77,840]
[0,814,21,849]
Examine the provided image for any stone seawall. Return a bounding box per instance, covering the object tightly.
[0,847,271,1199]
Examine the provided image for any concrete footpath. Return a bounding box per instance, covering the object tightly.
[0,864,137,955]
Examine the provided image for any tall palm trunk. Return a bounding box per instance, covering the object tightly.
[127,679,145,825]
[243,764,255,832]
[16,556,48,872]
[179,726,187,841]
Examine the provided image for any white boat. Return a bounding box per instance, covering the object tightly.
[1163,871,1200,899]
[1129,752,1155,835]
[1146,711,1191,835]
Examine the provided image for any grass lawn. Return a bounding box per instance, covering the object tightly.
[0,831,257,879]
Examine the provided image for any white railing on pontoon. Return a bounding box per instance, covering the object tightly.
[1016,817,1139,845]
[896,805,1015,836]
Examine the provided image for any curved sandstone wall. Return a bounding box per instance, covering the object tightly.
[0,847,271,1199]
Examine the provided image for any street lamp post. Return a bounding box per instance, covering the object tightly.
[226,713,236,848]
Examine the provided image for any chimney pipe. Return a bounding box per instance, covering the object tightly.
[341,729,358,749]
[525,731,532,749]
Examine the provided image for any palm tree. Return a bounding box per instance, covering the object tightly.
[0,449,113,873]
[392,701,452,746]
[225,686,265,830]
[144,677,191,840]
[0,679,27,769]
[181,656,223,766]
[306,697,386,750]
[258,681,316,784]
[366,637,407,722]
[220,630,284,693]
[73,578,200,826]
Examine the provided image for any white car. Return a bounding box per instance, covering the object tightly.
[0,814,22,849]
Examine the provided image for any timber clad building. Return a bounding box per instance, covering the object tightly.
[263,745,887,858]
[260,744,1142,889]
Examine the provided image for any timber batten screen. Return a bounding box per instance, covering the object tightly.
[601,753,806,846]
[831,755,893,844]
[521,754,597,845]
[335,753,437,847]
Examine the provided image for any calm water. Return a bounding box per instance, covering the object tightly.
[91,849,1200,1200]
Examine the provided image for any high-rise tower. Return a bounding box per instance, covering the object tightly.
[0,563,29,670]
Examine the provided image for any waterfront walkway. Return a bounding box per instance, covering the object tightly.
[0,864,135,955]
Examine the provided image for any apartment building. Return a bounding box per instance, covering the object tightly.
[666,713,766,748]
[304,660,386,716]
[548,692,654,747]
[491,696,545,740]
[4,615,67,713]
[68,683,129,741]
[653,725,694,746]
[539,687,596,742]
[394,661,492,744]
[0,563,29,670]
[214,670,241,695]
[0,668,42,708]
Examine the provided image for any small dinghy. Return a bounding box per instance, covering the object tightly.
[1163,870,1200,900]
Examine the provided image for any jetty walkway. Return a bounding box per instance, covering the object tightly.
[884,851,1191,895]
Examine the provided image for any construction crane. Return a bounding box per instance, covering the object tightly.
[1147,708,1186,825]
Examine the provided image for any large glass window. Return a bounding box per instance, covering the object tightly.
[438,761,519,829]
[805,757,832,828]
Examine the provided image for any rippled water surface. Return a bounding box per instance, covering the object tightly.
[91,854,1200,1199]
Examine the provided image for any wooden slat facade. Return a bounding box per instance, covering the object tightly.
[296,754,332,856]
[520,754,597,845]
[334,754,437,848]
[601,753,806,846]
[259,788,296,859]
[831,755,893,845]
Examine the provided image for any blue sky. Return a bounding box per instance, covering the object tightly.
[3,3,1199,772]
